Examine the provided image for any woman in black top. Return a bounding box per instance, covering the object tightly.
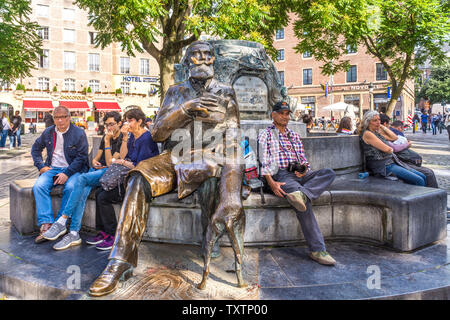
[359,111,426,186]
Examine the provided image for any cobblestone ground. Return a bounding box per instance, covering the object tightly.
[405,129,450,211]
[0,129,449,299]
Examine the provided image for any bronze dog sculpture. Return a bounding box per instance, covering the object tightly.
[197,171,247,290]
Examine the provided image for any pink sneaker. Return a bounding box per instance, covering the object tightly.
[95,235,115,251]
[86,231,107,245]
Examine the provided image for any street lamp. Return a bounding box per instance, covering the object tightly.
[368,82,374,111]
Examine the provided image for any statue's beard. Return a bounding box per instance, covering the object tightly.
[189,64,214,80]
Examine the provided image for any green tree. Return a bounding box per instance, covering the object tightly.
[291,0,450,116]
[74,0,289,103]
[417,58,450,105]
[0,0,42,85]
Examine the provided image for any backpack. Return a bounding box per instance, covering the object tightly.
[0,118,4,131]
[240,137,266,204]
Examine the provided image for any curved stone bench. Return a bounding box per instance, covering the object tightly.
[10,176,447,252]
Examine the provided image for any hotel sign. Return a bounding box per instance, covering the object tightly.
[122,76,159,83]
[350,84,381,91]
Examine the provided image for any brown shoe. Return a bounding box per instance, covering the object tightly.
[89,259,133,297]
[309,251,336,266]
[35,223,52,244]
[285,191,307,212]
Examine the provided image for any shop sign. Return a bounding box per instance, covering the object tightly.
[60,95,87,100]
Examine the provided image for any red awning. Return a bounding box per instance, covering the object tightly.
[59,101,89,110]
[23,100,53,111]
[93,101,121,111]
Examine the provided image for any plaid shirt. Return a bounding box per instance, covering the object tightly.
[258,124,310,176]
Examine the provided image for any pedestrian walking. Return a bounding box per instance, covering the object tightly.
[437,112,443,134]
[44,111,54,128]
[0,112,13,149]
[11,111,22,148]
[445,113,450,141]
[412,113,420,134]
[432,114,439,135]
[421,113,429,134]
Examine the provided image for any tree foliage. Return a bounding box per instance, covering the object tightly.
[75,0,290,102]
[0,0,42,85]
[291,0,450,116]
[417,57,450,105]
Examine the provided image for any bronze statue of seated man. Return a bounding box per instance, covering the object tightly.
[89,41,246,296]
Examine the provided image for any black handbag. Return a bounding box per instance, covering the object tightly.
[99,162,130,192]
[395,148,422,166]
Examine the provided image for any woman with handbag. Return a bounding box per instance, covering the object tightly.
[93,108,159,250]
[358,111,427,186]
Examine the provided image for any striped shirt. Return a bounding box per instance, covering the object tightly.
[258,124,310,176]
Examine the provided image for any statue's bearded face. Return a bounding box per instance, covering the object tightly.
[188,43,215,80]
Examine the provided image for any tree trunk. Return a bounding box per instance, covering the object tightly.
[385,82,404,117]
[158,54,178,107]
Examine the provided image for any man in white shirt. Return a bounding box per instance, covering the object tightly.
[445,113,450,141]
[0,112,12,149]
[31,106,89,244]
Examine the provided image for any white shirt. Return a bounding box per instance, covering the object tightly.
[445,114,450,126]
[392,135,408,145]
[51,126,69,168]
[1,118,11,130]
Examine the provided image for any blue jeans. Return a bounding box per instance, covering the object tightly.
[432,122,437,135]
[62,167,107,231]
[0,129,12,148]
[32,167,81,227]
[12,129,21,147]
[386,164,427,186]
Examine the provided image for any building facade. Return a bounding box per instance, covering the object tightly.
[0,0,160,127]
[273,15,415,122]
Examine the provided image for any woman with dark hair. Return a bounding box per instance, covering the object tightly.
[358,111,427,186]
[336,116,353,135]
[93,107,159,251]
[302,114,313,133]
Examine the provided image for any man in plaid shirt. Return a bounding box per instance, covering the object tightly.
[258,101,337,266]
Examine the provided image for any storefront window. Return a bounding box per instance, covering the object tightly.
[301,96,316,117]
[37,111,45,123]
[344,94,361,118]
[374,93,388,113]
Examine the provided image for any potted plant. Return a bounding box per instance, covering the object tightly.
[14,83,26,97]
[86,115,96,130]
[51,85,60,98]
[115,88,124,102]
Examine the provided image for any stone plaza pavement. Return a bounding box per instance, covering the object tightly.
[0,129,449,300]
